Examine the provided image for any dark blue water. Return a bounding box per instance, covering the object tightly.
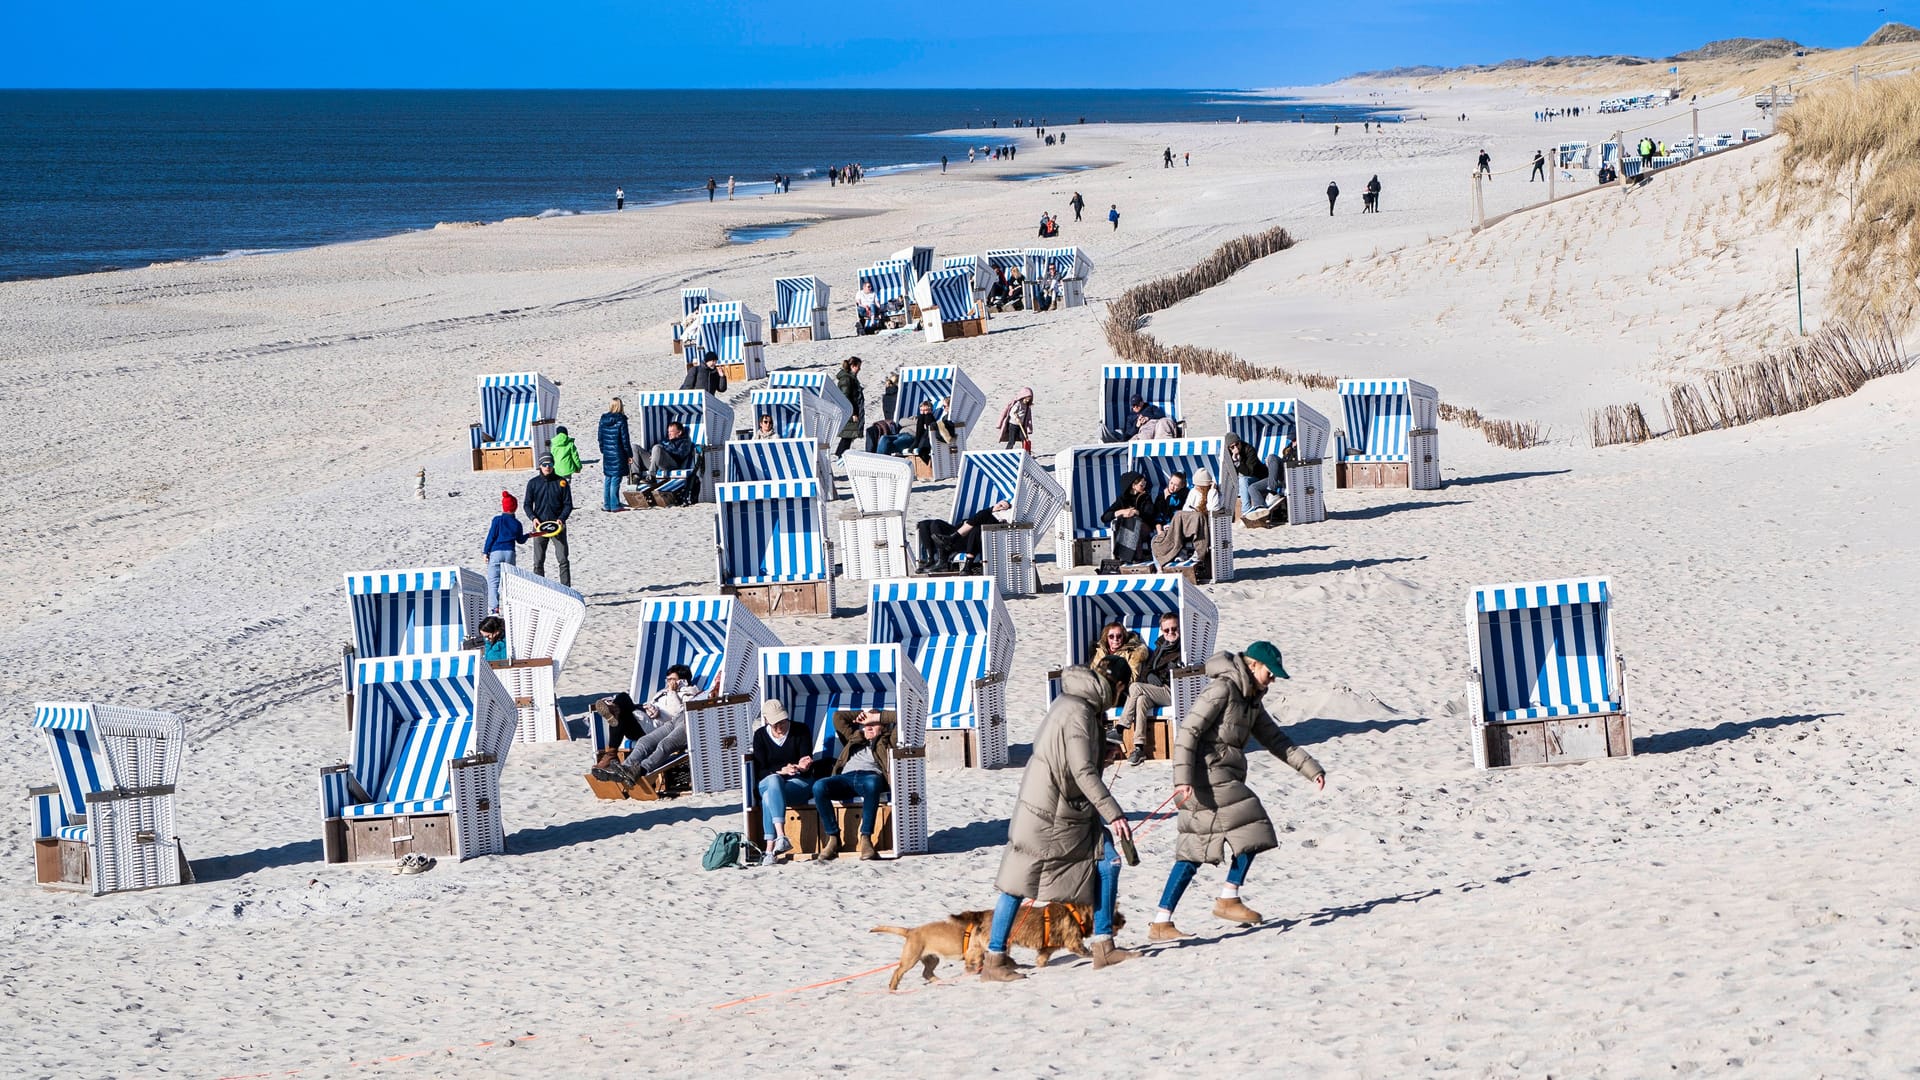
[0,90,1393,282]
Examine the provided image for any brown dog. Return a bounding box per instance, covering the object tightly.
[871,914,990,991]
[956,902,1126,970]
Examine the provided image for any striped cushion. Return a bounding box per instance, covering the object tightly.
[1493,701,1621,724]
[57,825,91,842]
[343,797,453,818]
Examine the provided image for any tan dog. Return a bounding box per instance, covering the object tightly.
[956,902,1127,970]
[870,914,990,991]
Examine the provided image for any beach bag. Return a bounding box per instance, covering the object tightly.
[1110,515,1147,563]
[702,830,744,870]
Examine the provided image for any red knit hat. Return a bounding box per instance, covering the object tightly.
[501,491,517,513]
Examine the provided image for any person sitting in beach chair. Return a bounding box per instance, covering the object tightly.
[1150,471,1188,531]
[1130,397,1180,441]
[1035,265,1063,312]
[589,663,708,789]
[1234,439,1297,524]
[753,413,778,439]
[478,615,508,663]
[812,709,895,860]
[1088,620,1149,681]
[1151,469,1221,573]
[855,282,886,335]
[914,499,1013,573]
[752,700,819,866]
[680,351,729,394]
[1119,612,1184,765]
[1101,472,1157,567]
[636,420,698,494]
[876,399,942,464]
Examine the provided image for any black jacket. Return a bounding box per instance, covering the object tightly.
[655,434,697,469]
[680,364,728,394]
[524,472,573,523]
[751,720,817,780]
[1225,440,1267,480]
[1140,639,1182,687]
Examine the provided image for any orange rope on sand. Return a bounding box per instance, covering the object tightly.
[711,964,894,1009]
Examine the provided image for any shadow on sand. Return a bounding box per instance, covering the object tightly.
[508,802,735,855]
[1442,469,1571,488]
[192,840,325,883]
[1635,713,1838,755]
[1230,555,1423,582]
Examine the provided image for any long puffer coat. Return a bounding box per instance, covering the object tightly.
[1171,650,1324,864]
[993,665,1125,904]
[597,411,633,477]
[836,365,866,442]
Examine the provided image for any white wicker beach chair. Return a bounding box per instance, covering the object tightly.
[29,702,191,895]
[948,450,1066,598]
[838,451,914,581]
[495,565,587,743]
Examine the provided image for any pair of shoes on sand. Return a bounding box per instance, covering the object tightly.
[758,836,794,867]
[394,853,436,876]
[815,834,879,861]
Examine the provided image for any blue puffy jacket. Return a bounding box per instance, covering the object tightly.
[598,411,633,476]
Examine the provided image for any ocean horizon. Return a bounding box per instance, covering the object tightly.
[0,88,1394,282]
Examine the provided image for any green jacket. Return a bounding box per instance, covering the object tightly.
[550,431,583,478]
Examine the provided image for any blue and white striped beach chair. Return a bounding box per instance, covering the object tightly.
[771,275,832,342]
[714,477,837,617]
[941,253,992,308]
[1127,437,1235,582]
[1225,398,1331,524]
[892,364,987,480]
[1102,364,1183,442]
[1029,245,1094,307]
[747,390,834,491]
[766,370,853,437]
[635,389,734,505]
[914,267,985,343]
[342,567,489,726]
[1055,443,1131,568]
[29,702,190,895]
[890,245,936,289]
[319,651,518,864]
[605,596,782,795]
[1335,378,1441,490]
[495,565,587,743]
[1050,574,1219,743]
[469,372,559,472]
[682,300,767,381]
[747,644,929,856]
[1467,577,1631,769]
[868,577,1015,769]
[948,450,1067,597]
[671,287,726,356]
[857,260,915,328]
[985,248,1044,310]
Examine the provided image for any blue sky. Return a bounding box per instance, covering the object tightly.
[1,1,1897,88]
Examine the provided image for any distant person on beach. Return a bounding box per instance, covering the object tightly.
[968,147,976,164]
[1477,150,1492,178]
[829,166,839,186]
[834,357,866,457]
[977,660,1136,982]
[998,386,1034,453]
[597,397,633,512]
[855,281,885,334]
[707,177,717,201]
[1532,151,1545,181]
[1108,203,1120,231]
[1147,641,1325,941]
[481,491,527,611]
[615,187,624,210]
[1326,181,1339,215]
[524,455,572,587]
[1365,174,1381,213]
[1185,152,1190,166]
[1163,146,1173,168]
[727,175,736,200]
[941,154,948,173]
[1070,191,1085,221]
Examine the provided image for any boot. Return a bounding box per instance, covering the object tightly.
[979,951,1025,983]
[1212,897,1263,925]
[1147,921,1191,942]
[1127,740,1150,766]
[1090,936,1137,969]
[818,834,842,860]
[857,834,879,861]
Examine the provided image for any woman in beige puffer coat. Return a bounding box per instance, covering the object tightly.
[1150,642,1325,941]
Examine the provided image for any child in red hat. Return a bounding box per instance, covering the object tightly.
[482,490,527,612]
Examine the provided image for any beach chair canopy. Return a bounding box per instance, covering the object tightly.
[859,260,914,307]
[1058,444,1130,542]
[867,578,1013,730]
[985,248,1039,280]
[636,390,732,451]
[346,567,488,660]
[498,564,586,673]
[914,267,981,322]
[750,388,830,444]
[1030,246,1094,281]
[726,437,822,483]
[1338,378,1439,462]
[890,245,936,284]
[767,370,853,434]
[1103,364,1182,439]
[715,479,829,586]
[841,450,913,514]
[476,373,558,448]
[340,652,515,819]
[759,644,928,758]
[682,286,727,319]
[892,364,986,429]
[684,301,762,367]
[950,450,1067,549]
[941,253,992,293]
[1063,574,1220,673]
[772,275,829,330]
[1127,438,1224,492]
[630,595,780,705]
[1469,577,1621,723]
[35,702,185,831]
[1226,399,1331,462]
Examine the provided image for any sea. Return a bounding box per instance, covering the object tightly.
[0,89,1394,282]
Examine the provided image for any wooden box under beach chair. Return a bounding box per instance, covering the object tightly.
[1225,397,1331,526]
[469,372,558,472]
[948,450,1066,599]
[868,577,1015,770]
[770,275,831,342]
[29,702,193,895]
[837,451,914,582]
[742,645,931,858]
[319,651,517,865]
[1467,577,1631,769]
[1334,378,1441,490]
[1049,574,1219,763]
[893,363,986,481]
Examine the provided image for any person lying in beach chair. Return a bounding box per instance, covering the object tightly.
[1129,398,1180,441]
[589,664,712,792]
[914,499,1013,573]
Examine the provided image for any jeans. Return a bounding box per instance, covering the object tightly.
[529,533,570,587]
[485,549,515,611]
[987,834,1120,952]
[875,432,917,456]
[811,771,888,838]
[1244,454,1284,510]
[617,718,688,779]
[1158,851,1256,913]
[757,773,815,840]
[602,472,622,511]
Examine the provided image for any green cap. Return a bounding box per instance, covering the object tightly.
[1243,640,1289,680]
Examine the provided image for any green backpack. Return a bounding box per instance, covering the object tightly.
[702,830,745,871]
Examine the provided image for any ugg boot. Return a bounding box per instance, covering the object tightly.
[1089,936,1137,969]
[979,951,1025,982]
[1147,921,1191,942]
[1211,897,1263,925]
[818,835,842,860]
[857,834,879,860]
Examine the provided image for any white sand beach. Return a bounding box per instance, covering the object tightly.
[4,61,1918,1079]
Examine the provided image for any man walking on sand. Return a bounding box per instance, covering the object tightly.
[1108,203,1120,230]
[615,187,624,210]
[941,154,948,173]
[1326,180,1339,215]
[1163,146,1173,168]
[1477,150,1492,179]
[1070,191,1085,221]
[727,175,736,200]
[1531,151,1546,182]
[706,177,716,202]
